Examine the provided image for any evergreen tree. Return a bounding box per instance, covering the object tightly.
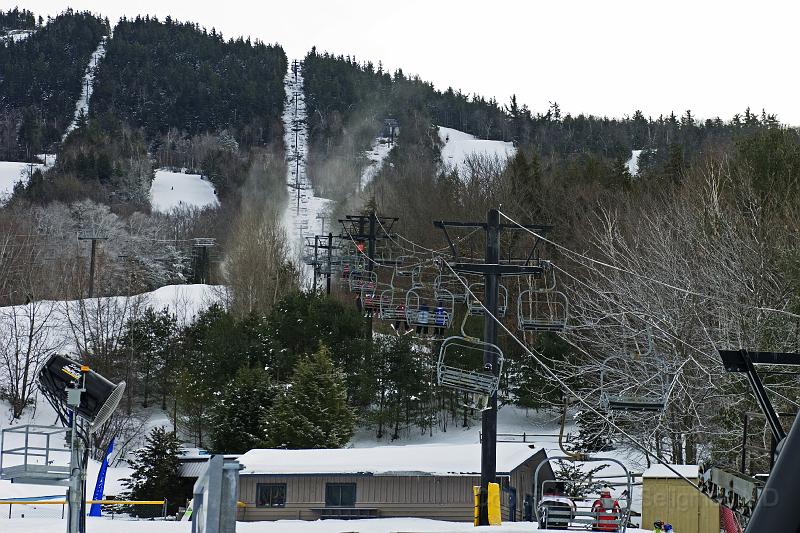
[122,426,183,515]
[570,409,615,453]
[263,345,355,449]
[209,366,275,453]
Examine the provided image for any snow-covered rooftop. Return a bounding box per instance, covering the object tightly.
[642,464,699,479]
[239,443,539,476]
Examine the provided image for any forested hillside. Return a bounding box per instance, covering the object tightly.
[92,16,286,145]
[0,10,107,160]
[0,8,37,31]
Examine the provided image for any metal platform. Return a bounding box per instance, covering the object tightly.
[0,425,71,486]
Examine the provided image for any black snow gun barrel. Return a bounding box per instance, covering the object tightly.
[38,354,126,432]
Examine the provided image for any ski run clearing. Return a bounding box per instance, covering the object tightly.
[63,36,107,139]
[438,126,515,176]
[150,169,220,212]
[280,61,332,284]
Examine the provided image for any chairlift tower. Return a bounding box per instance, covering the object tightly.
[192,238,216,284]
[339,212,398,337]
[77,231,108,298]
[435,208,551,526]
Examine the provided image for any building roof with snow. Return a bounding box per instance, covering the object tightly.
[239,443,540,477]
[642,464,699,479]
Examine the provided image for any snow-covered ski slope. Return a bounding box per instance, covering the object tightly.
[626,149,644,176]
[359,136,395,190]
[280,61,332,285]
[63,36,107,139]
[438,126,515,176]
[0,284,222,358]
[150,169,219,212]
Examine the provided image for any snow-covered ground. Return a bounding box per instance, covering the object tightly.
[150,169,220,212]
[63,36,107,139]
[0,161,44,202]
[438,126,515,176]
[359,136,395,190]
[626,149,644,176]
[280,61,332,285]
[0,284,222,514]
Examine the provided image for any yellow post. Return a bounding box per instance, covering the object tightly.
[487,482,501,526]
[473,486,480,526]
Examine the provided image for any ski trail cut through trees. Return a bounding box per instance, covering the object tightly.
[63,35,107,139]
[280,60,332,287]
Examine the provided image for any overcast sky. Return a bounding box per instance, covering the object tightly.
[12,0,800,124]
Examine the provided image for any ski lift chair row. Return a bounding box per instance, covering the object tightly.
[517,289,569,332]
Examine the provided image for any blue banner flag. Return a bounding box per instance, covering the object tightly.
[88,437,114,517]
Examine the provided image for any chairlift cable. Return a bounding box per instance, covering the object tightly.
[439,259,710,499]
[498,209,800,321]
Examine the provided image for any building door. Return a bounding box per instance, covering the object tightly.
[508,487,517,522]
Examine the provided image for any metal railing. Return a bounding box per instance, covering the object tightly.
[0,500,169,520]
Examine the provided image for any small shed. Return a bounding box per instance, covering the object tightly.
[236,443,552,522]
[641,464,719,533]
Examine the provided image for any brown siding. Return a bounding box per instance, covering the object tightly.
[238,449,552,523]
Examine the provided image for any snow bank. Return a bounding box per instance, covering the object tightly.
[150,169,220,213]
[438,126,515,176]
[240,442,538,476]
[63,36,107,139]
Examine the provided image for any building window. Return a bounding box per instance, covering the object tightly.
[256,483,286,508]
[325,483,356,507]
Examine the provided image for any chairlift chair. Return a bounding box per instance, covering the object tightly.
[437,335,504,398]
[361,282,389,313]
[517,289,569,332]
[405,288,455,334]
[349,269,377,293]
[434,273,467,303]
[466,282,509,317]
[378,288,406,321]
[600,353,667,412]
[533,456,632,532]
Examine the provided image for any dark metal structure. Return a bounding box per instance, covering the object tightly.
[434,209,550,525]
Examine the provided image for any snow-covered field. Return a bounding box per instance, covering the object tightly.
[63,36,107,139]
[438,126,515,176]
[150,169,220,212]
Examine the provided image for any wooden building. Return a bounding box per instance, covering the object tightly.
[236,443,553,522]
[641,464,720,533]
